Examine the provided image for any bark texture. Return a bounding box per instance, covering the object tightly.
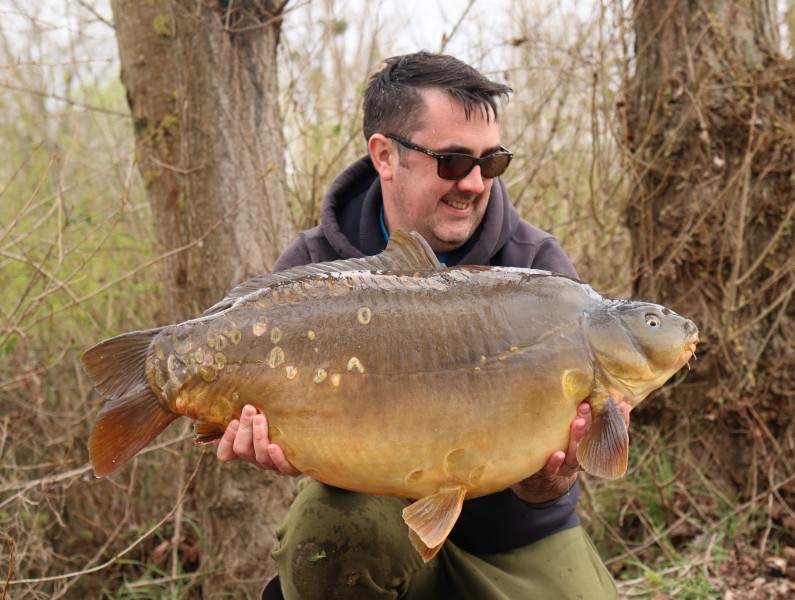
[625,0,794,495]
[112,0,293,322]
[111,1,295,595]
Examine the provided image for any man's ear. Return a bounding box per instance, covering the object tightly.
[368,134,396,181]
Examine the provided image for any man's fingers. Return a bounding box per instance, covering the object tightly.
[216,420,240,462]
[212,403,301,475]
[232,405,257,461]
[268,444,301,476]
[252,413,275,468]
[570,414,588,445]
[537,401,625,481]
[541,450,566,477]
[548,403,591,476]
[257,412,300,475]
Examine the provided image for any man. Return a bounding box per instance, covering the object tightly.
[215,51,622,599]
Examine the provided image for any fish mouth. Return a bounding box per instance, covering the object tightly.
[683,336,699,370]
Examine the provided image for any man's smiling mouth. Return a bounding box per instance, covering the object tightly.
[445,199,470,210]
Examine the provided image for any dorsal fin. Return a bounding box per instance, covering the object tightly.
[203,230,443,316]
[377,230,444,272]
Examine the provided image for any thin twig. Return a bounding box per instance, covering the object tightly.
[25,175,261,332]
[438,0,477,54]
[2,538,13,600]
[123,571,205,590]
[0,432,192,496]
[6,453,203,586]
[0,81,130,118]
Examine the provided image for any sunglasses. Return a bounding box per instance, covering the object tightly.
[386,134,513,180]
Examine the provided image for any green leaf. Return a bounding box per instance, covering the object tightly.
[308,550,327,563]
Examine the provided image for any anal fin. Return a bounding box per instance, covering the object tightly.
[193,421,226,444]
[576,395,628,479]
[402,485,466,562]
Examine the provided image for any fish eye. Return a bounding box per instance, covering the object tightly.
[645,313,662,328]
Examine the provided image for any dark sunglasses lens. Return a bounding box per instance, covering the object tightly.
[438,153,512,179]
[438,154,474,179]
[480,154,511,178]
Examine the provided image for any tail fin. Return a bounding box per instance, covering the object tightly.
[81,328,177,477]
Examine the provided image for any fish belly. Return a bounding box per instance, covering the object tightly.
[264,363,583,499]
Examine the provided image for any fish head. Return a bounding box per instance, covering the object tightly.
[585,301,699,405]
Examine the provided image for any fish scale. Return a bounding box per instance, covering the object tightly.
[81,230,698,561]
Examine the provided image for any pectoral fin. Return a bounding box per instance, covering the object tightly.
[402,485,466,562]
[576,395,628,479]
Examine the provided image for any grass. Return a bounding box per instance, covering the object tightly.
[579,422,794,599]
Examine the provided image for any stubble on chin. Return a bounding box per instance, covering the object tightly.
[427,218,481,253]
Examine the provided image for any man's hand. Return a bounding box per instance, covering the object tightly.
[511,400,630,504]
[212,404,301,476]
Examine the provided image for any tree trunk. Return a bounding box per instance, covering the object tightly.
[624,0,794,495]
[111,1,295,595]
[112,0,293,322]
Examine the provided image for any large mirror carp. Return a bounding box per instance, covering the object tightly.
[82,231,698,560]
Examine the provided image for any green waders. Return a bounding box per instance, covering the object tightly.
[271,478,617,600]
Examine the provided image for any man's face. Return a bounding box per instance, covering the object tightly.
[379,88,503,255]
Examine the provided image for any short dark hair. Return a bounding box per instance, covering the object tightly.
[362,51,513,141]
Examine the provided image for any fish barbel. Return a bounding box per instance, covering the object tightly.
[81,231,699,560]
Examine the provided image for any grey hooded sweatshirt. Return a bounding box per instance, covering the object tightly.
[273,155,582,554]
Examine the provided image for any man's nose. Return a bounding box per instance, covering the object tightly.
[456,165,486,194]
